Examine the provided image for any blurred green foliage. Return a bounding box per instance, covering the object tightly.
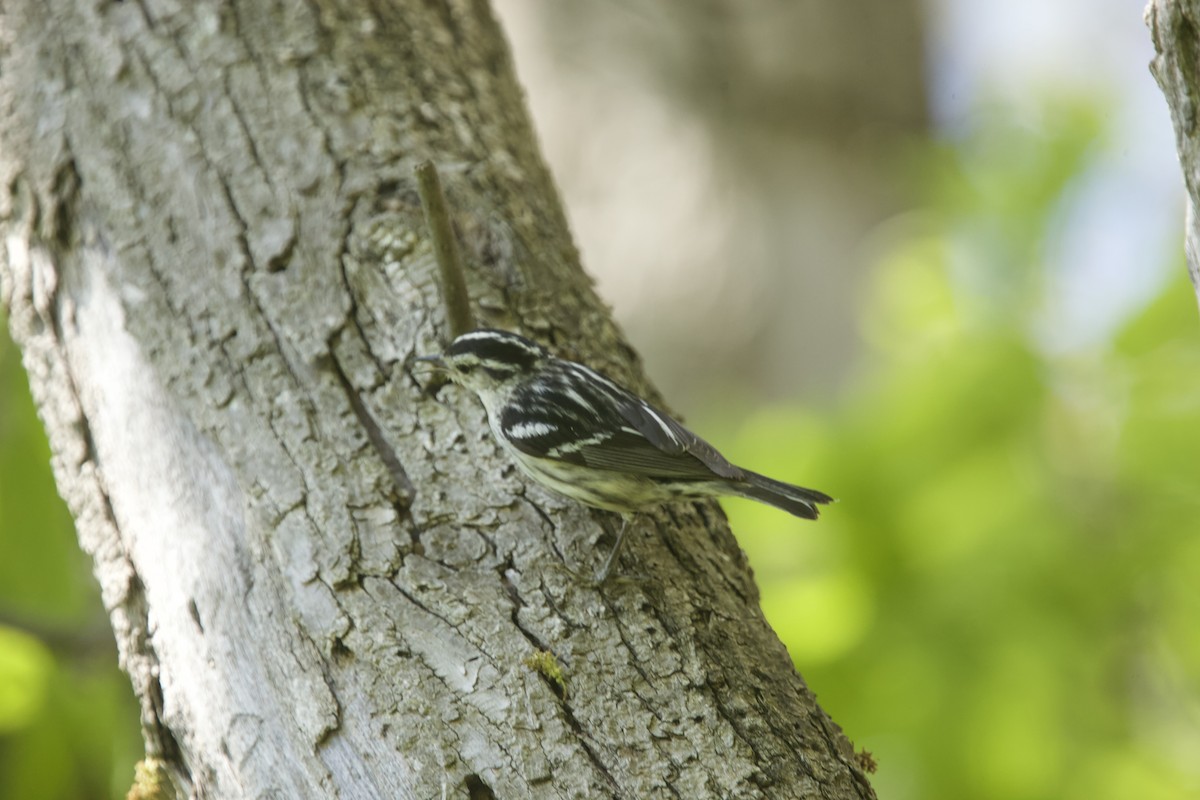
[1,94,1196,799]
[0,314,142,799]
[722,99,1200,800]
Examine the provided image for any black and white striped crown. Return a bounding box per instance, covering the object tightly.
[444,329,549,373]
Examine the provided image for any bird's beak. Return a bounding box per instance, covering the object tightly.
[413,354,447,370]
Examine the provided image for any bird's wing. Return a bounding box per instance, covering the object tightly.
[499,363,743,481]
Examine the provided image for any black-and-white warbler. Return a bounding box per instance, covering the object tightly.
[419,329,832,581]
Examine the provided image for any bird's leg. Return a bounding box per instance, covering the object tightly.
[594,514,632,584]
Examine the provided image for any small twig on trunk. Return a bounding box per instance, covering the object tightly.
[416,161,474,338]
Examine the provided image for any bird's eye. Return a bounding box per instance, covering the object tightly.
[457,363,476,374]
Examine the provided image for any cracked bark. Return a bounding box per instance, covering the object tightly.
[0,1,873,798]
[1149,0,1200,306]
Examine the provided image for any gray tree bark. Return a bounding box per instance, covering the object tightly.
[0,1,873,798]
[1149,0,1200,307]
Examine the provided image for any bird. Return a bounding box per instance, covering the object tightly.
[418,329,832,582]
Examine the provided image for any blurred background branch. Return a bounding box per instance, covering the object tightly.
[1148,0,1200,304]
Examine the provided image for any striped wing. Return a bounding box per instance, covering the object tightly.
[498,361,744,482]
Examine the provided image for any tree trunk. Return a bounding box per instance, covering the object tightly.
[0,1,873,798]
[1149,0,1200,307]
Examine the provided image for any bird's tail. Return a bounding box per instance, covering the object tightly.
[734,471,834,519]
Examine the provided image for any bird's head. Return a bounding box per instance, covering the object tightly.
[418,329,550,398]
